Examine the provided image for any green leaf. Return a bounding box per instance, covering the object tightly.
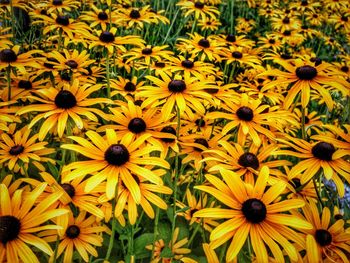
[160,247,173,258]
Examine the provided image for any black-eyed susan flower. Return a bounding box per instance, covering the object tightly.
[261,57,350,109]
[124,44,173,65]
[39,0,80,14]
[109,75,145,100]
[194,166,312,262]
[17,79,111,140]
[220,46,261,68]
[80,4,117,31]
[139,72,215,121]
[61,129,169,199]
[0,183,68,263]
[177,1,220,20]
[292,201,350,262]
[0,126,55,172]
[43,211,107,263]
[276,134,350,197]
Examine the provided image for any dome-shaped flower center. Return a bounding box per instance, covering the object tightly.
[0,216,21,244]
[53,0,62,5]
[341,66,349,72]
[204,87,219,94]
[194,138,209,152]
[301,25,308,30]
[142,48,152,55]
[155,61,165,68]
[341,16,348,22]
[315,229,332,246]
[283,30,291,36]
[99,31,115,43]
[55,15,69,26]
[54,90,77,109]
[66,225,80,239]
[195,118,205,127]
[268,39,275,44]
[232,51,243,59]
[311,142,335,161]
[124,82,136,92]
[304,115,310,124]
[301,0,308,6]
[168,80,186,93]
[198,38,210,48]
[160,126,176,143]
[0,49,18,63]
[295,65,318,80]
[310,57,322,66]
[292,178,302,190]
[236,106,254,121]
[194,1,204,9]
[181,60,194,69]
[226,34,236,42]
[242,198,267,223]
[334,214,343,220]
[281,53,292,59]
[128,117,147,134]
[104,144,130,166]
[282,17,290,24]
[61,183,75,198]
[18,80,32,90]
[238,152,259,170]
[65,60,78,69]
[98,11,108,20]
[130,9,141,19]
[9,145,24,156]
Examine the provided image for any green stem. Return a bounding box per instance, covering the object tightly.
[105,200,116,261]
[301,106,306,140]
[313,173,325,207]
[106,47,111,99]
[52,234,60,263]
[188,222,201,246]
[162,9,180,44]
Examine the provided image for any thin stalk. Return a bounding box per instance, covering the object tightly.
[105,199,117,261]
[151,205,160,261]
[301,106,306,140]
[106,47,111,99]
[188,222,201,246]
[52,234,60,263]
[313,173,325,207]
[162,9,180,44]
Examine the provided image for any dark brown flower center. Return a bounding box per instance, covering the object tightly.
[128,117,147,134]
[238,153,259,170]
[0,0,10,4]
[304,115,310,124]
[232,51,243,59]
[198,38,210,48]
[65,60,78,69]
[0,216,21,244]
[61,183,75,198]
[195,118,205,127]
[124,82,136,92]
[98,11,108,20]
[310,57,322,66]
[55,90,77,109]
[341,66,349,72]
[142,48,152,55]
[0,49,17,63]
[341,16,348,22]
[66,225,80,239]
[130,9,141,19]
[55,15,69,26]
[236,106,254,121]
[160,126,176,143]
[194,1,204,9]
[242,198,267,223]
[282,17,290,24]
[296,65,317,80]
[301,0,308,6]
[292,178,302,190]
[315,229,332,246]
[155,61,165,68]
[99,31,115,43]
[226,34,236,42]
[168,80,186,93]
[181,60,194,69]
[194,138,209,152]
[283,30,291,36]
[311,142,335,161]
[268,39,275,44]
[281,53,292,59]
[104,144,130,166]
[18,80,32,90]
[9,145,24,155]
[52,0,62,5]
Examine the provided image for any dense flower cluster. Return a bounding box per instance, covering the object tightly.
[1,0,350,262]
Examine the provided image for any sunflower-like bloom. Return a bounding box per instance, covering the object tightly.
[276,134,350,197]
[116,5,169,29]
[99,101,176,148]
[61,129,170,199]
[109,75,145,100]
[194,166,312,262]
[0,126,55,172]
[38,0,80,14]
[220,46,261,67]
[176,33,223,62]
[0,45,41,74]
[207,94,296,146]
[204,139,291,184]
[17,79,111,140]
[0,183,68,263]
[261,58,350,109]
[124,44,173,65]
[177,1,220,20]
[80,4,117,31]
[139,72,216,121]
[43,211,107,263]
[292,201,350,262]
[146,227,196,263]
